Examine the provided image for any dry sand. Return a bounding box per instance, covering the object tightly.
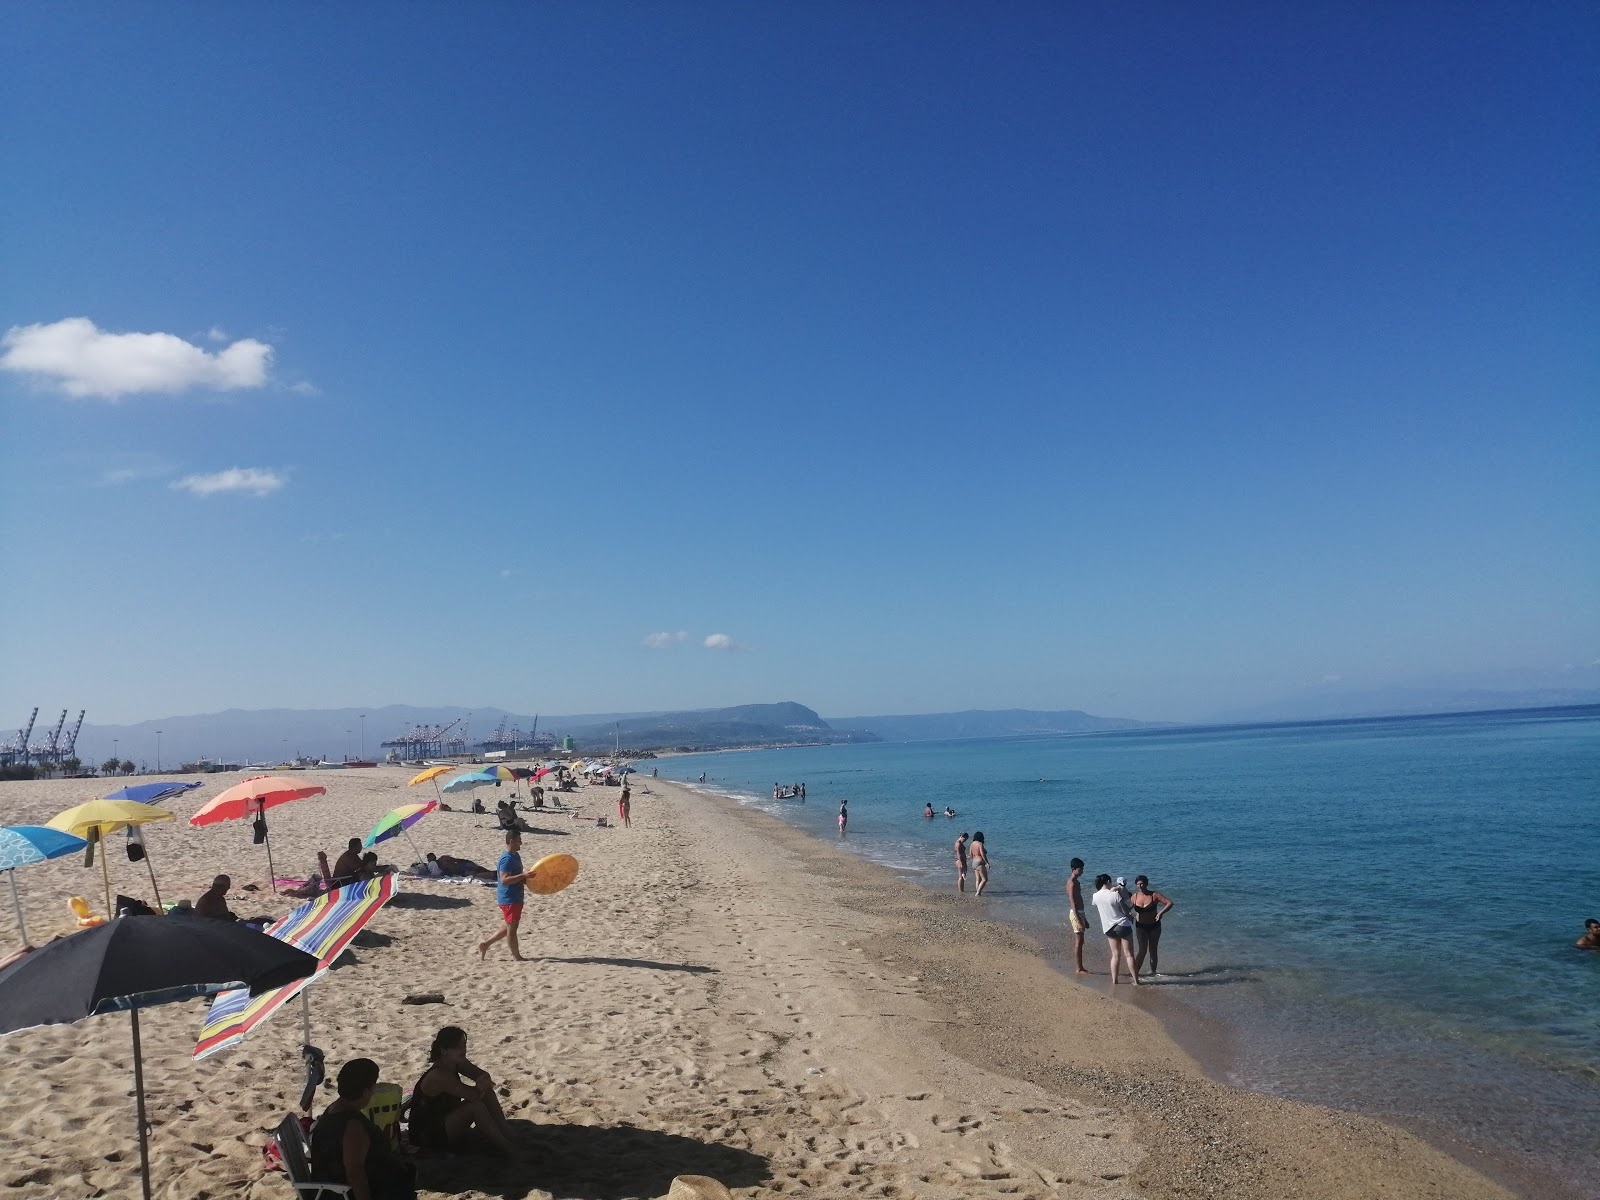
[0,770,1515,1199]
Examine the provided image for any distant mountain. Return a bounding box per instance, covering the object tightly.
[826,708,1153,742]
[561,702,879,751]
[72,700,875,765]
[1211,687,1600,725]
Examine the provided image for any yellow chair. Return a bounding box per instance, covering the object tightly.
[363,1082,403,1144]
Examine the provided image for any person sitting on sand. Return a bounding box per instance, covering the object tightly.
[409,1026,514,1155]
[194,875,237,921]
[1577,918,1600,950]
[311,1058,417,1200]
[333,838,364,882]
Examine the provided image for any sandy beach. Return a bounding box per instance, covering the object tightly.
[0,770,1515,1199]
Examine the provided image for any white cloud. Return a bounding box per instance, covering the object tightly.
[206,327,228,343]
[643,630,689,649]
[704,633,745,651]
[1,317,272,398]
[171,467,286,498]
[1318,674,1343,686]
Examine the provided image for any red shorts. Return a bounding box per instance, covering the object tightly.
[499,903,523,924]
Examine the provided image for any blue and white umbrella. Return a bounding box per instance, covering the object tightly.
[0,825,89,945]
[441,770,499,794]
[102,781,203,804]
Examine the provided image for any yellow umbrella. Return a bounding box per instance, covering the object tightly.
[47,800,176,916]
[408,764,455,804]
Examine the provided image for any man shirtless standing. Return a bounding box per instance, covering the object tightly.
[954,832,969,892]
[1066,857,1088,973]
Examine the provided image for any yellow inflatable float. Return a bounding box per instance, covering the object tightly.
[524,853,578,895]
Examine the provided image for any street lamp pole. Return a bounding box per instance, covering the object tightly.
[359,714,366,760]
[113,739,119,773]
[155,731,162,773]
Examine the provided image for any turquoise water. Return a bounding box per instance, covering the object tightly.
[656,707,1600,1196]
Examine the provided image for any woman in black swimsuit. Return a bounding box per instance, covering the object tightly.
[410,1026,515,1154]
[1129,875,1175,977]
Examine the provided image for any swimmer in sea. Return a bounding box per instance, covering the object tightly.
[838,800,848,833]
[1577,918,1600,950]
[943,806,956,817]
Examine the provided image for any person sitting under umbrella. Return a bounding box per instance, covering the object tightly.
[409,1026,514,1156]
[311,1058,417,1200]
[194,875,237,921]
[332,838,364,884]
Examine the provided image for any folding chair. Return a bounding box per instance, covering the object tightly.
[273,1114,351,1199]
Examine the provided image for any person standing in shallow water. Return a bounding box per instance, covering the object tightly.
[1130,875,1175,977]
[838,799,848,833]
[969,831,990,895]
[954,832,969,892]
[1065,857,1088,974]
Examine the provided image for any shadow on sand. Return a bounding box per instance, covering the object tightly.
[419,1120,768,1200]
[388,892,475,910]
[539,956,718,975]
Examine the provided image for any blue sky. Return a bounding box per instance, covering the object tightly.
[2,2,1595,725]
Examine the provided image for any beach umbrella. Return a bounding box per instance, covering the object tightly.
[363,800,437,859]
[532,767,556,781]
[408,764,455,804]
[0,826,88,945]
[189,776,326,895]
[101,781,203,804]
[441,770,498,794]
[194,874,396,1068]
[478,764,517,781]
[0,916,318,1200]
[47,800,176,916]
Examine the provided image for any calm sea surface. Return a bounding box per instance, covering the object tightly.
[654,707,1600,1198]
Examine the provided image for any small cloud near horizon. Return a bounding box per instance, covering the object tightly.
[704,633,747,651]
[172,467,287,498]
[1318,674,1343,686]
[642,631,689,649]
[1,317,272,399]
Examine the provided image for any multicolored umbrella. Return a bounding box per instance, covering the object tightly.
[47,800,176,915]
[0,825,88,945]
[194,874,396,1061]
[441,770,499,794]
[101,781,203,804]
[363,800,437,859]
[189,776,327,894]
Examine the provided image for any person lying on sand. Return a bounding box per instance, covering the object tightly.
[311,1058,418,1200]
[194,875,238,921]
[417,853,496,882]
[1577,918,1600,950]
[409,1026,514,1155]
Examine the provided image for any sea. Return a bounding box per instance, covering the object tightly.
[653,706,1600,1199]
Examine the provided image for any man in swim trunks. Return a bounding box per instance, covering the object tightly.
[477,831,533,962]
[954,832,969,892]
[1065,858,1088,973]
[1577,918,1600,950]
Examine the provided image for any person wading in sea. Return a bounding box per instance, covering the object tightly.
[1129,875,1175,977]
[954,832,969,892]
[969,831,990,896]
[1065,857,1088,973]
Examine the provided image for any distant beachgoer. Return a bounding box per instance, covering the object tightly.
[1092,874,1138,985]
[698,773,706,784]
[477,831,531,962]
[798,782,805,799]
[838,800,848,833]
[618,785,631,828]
[1130,875,1175,977]
[194,875,237,921]
[311,1058,418,1200]
[970,831,990,896]
[333,838,364,881]
[924,802,935,819]
[1577,918,1600,950]
[410,1026,514,1155]
[943,806,956,818]
[774,783,781,800]
[651,768,657,778]
[954,833,969,892]
[1066,857,1088,974]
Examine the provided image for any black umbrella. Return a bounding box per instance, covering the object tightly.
[0,916,318,1200]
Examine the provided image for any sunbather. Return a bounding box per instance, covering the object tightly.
[311,1058,417,1200]
[409,1026,514,1155]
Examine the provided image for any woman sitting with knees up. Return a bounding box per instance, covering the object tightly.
[311,1058,417,1200]
[410,1026,515,1155]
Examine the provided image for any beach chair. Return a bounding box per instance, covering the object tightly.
[272,1114,351,1199]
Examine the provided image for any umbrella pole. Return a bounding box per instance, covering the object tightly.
[141,851,164,910]
[130,1009,154,1200]
[301,988,312,1046]
[7,871,26,947]
[260,802,279,894]
[403,829,424,863]
[99,833,113,918]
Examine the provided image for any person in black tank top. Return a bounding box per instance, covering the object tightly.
[310,1059,416,1200]
[1130,875,1175,977]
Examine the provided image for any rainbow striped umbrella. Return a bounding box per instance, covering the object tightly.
[363,800,437,858]
[194,873,396,1060]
